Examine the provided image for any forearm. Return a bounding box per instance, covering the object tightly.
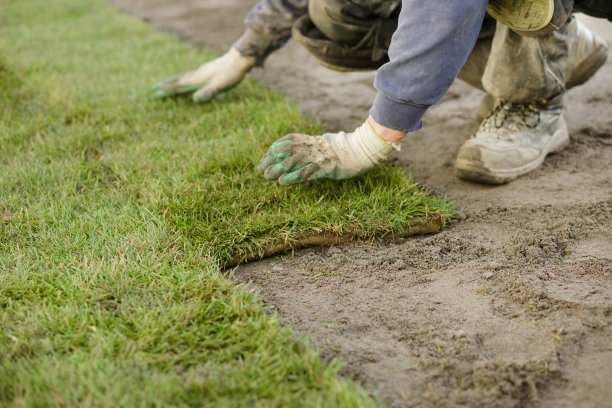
[370,0,489,133]
[233,0,308,63]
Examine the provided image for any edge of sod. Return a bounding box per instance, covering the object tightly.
[227,214,446,266]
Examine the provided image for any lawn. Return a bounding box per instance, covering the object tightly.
[0,0,452,406]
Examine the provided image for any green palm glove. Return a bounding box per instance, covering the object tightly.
[153,47,255,103]
[257,121,395,186]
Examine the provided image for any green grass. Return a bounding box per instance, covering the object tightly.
[0,0,452,406]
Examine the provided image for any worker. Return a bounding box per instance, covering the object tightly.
[154,0,610,185]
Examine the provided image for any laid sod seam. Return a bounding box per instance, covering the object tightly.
[0,0,452,406]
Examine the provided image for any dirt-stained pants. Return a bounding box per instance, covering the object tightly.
[308,0,571,103]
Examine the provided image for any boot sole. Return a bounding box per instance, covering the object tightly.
[455,117,570,185]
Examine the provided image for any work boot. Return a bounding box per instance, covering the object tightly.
[455,99,569,184]
[474,18,608,122]
[459,18,607,184]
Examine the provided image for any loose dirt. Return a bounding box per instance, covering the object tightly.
[108,1,612,406]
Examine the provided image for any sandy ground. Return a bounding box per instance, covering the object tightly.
[108,1,612,406]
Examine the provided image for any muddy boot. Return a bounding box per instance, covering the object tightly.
[455,99,569,184]
[474,19,608,123]
[565,18,609,88]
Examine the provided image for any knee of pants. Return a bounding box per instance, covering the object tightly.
[308,0,371,45]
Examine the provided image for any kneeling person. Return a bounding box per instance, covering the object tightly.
[155,0,609,185]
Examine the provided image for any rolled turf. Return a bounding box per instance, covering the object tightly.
[0,0,452,405]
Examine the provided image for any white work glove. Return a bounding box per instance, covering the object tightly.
[257,121,396,186]
[153,47,256,103]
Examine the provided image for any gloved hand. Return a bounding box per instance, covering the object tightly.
[257,121,396,186]
[153,47,256,103]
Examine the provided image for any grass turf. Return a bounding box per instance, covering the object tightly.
[0,0,452,405]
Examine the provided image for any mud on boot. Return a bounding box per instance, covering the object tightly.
[455,99,569,184]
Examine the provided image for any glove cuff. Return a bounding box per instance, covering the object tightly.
[227,47,256,72]
[232,28,287,66]
[354,121,394,166]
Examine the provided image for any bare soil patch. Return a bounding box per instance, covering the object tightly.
[108,1,612,406]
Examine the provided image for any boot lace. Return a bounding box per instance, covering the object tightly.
[485,100,542,130]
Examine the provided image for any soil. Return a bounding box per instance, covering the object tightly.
[108,1,612,406]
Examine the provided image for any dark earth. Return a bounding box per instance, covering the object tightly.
[108,1,612,406]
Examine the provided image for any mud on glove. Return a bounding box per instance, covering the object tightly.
[257,121,396,186]
[153,47,256,103]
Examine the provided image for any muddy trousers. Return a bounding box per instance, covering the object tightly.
[307,0,570,104]
[460,16,569,104]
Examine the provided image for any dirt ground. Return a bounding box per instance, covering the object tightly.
[108,1,612,406]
